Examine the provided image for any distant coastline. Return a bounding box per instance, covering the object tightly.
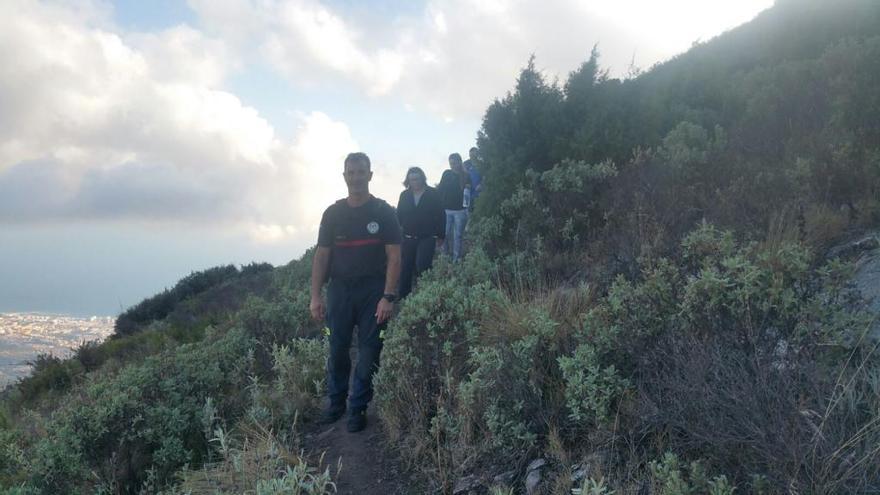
[0,310,115,318]
[0,307,121,319]
[0,312,115,387]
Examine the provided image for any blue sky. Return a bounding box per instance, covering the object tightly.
[113,0,198,30]
[0,0,774,316]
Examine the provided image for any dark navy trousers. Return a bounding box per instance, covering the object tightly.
[325,276,386,412]
[398,236,436,299]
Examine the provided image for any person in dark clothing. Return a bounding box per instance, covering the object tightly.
[437,153,471,261]
[396,166,445,299]
[310,152,401,433]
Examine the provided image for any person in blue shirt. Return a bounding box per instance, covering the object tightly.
[462,147,482,212]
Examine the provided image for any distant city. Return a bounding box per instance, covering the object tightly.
[0,313,114,387]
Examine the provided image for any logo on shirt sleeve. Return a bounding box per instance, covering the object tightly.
[366,221,380,234]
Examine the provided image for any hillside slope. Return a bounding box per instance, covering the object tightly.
[3,0,880,493]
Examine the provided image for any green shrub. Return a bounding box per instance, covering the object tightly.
[254,464,335,495]
[475,158,617,261]
[571,477,615,495]
[605,257,680,342]
[273,339,326,405]
[246,338,328,429]
[115,263,273,336]
[649,453,735,495]
[24,328,255,493]
[588,225,880,492]
[374,256,508,485]
[239,295,314,346]
[377,253,601,486]
[166,423,334,495]
[13,354,85,409]
[0,428,27,486]
[558,343,628,427]
[456,308,560,454]
[274,249,315,293]
[375,258,501,437]
[0,486,39,495]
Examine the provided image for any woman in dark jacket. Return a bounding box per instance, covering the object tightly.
[397,166,446,299]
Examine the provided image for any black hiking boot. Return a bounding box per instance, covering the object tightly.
[347,409,367,433]
[320,403,346,424]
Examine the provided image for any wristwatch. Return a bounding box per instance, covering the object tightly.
[382,293,398,303]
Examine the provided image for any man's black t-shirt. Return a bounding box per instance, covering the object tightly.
[317,196,402,280]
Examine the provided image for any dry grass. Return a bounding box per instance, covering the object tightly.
[171,416,336,494]
[174,423,298,493]
[760,204,805,253]
[630,326,880,494]
[479,280,593,347]
[803,203,850,249]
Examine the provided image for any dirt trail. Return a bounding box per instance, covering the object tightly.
[304,409,417,495]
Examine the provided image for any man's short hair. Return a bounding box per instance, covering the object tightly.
[344,152,371,170]
[469,146,478,153]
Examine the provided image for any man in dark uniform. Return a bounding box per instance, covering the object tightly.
[309,152,401,433]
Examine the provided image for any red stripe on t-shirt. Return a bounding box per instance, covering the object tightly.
[334,238,383,248]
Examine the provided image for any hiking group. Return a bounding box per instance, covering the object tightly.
[309,149,482,432]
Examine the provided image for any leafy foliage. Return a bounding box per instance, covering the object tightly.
[558,343,627,427]
[115,263,273,336]
[473,2,880,282]
[24,328,255,493]
[5,2,880,494]
[649,453,735,495]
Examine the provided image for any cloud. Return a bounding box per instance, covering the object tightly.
[128,25,236,86]
[580,0,774,54]
[188,0,670,118]
[264,1,405,95]
[0,159,236,222]
[0,0,774,238]
[0,0,359,242]
[0,108,358,238]
[189,0,405,95]
[190,0,772,119]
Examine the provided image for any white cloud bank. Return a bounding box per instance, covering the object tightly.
[0,0,359,242]
[0,0,774,239]
[190,0,773,118]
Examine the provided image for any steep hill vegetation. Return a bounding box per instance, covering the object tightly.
[3,0,880,493]
[476,0,880,273]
